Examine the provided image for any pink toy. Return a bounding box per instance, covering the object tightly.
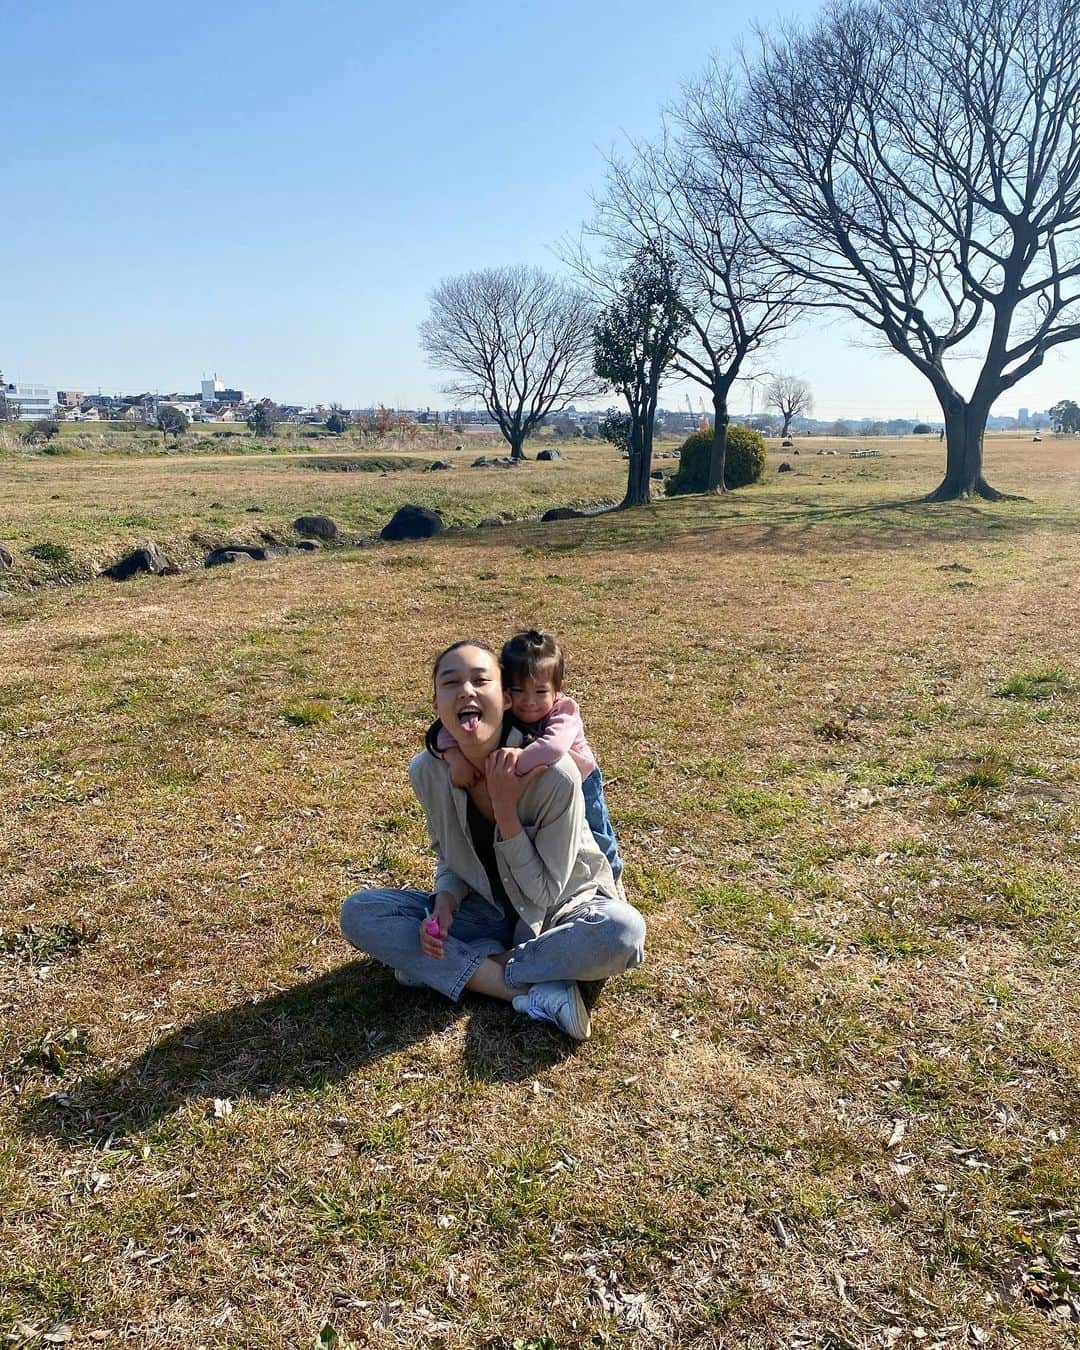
[424,916,442,939]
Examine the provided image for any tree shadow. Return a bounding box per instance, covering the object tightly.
[22,960,464,1145]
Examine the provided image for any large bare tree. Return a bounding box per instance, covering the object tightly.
[419,265,598,460]
[593,126,806,491]
[765,374,814,437]
[687,0,1080,499]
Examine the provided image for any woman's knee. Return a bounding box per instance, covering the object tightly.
[340,888,405,951]
[582,901,646,972]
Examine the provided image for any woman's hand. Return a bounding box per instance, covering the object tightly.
[419,891,457,959]
[485,748,548,837]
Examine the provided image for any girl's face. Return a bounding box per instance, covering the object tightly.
[507,669,558,725]
[433,644,509,751]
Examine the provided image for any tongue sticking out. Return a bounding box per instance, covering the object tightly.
[459,710,480,732]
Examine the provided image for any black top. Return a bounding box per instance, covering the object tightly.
[466,796,514,920]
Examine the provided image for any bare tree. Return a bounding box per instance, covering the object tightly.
[688,0,1080,499]
[765,374,814,437]
[592,123,806,491]
[419,266,598,460]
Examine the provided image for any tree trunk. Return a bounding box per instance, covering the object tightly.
[925,397,1009,501]
[780,412,793,438]
[508,430,526,461]
[706,398,729,492]
[620,415,651,507]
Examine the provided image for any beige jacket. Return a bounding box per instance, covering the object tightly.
[408,746,618,937]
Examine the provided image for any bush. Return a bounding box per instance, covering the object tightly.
[24,418,61,445]
[912,423,933,434]
[667,425,767,493]
[27,541,73,565]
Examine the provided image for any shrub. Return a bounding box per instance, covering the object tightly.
[912,423,933,434]
[667,425,767,493]
[27,541,73,565]
[24,418,61,445]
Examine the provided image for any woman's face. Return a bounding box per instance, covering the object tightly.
[433,644,510,752]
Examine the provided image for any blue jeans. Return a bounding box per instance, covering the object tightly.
[339,888,645,1002]
[582,767,623,880]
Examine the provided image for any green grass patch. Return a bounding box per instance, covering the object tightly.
[995,668,1071,700]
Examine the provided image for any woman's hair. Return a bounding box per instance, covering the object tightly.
[500,629,564,691]
[425,638,509,758]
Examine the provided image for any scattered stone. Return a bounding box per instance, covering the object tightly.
[104,542,179,581]
[793,448,800,455]
[205,549,256,567]
[778,461,794,473]
[536,448,561,461]
[0,544,13,570]
[380,504,443,541]
[209,501,226,508]
[427,459,452,471]
[782,438,794,447]
[650,469,664,480]
[454,444,463,451]
[937,562,973,573]
[541,507,585,522]
[296,539,321,551]
[471,455,519,469]
[478,517,503,528]
[245,505,264,513]
[50,494,62,500]
[292,514,339,541]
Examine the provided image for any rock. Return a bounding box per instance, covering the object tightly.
[427,459,452,471]
[782,438,793,447]
[454,444,463,451]
[0,544,13,570]
[380,504,444,541]
[210,501,226,508]
[778,461,794,473]
[104,542,179,580]
[205,548,256,567]
[471,455,518,469]
[296,539,321,551]
[541,507,585,522]
[650,469,664,480]
[292,514,339,542]
[478,517,503,528]
[536,448,561,461]
[792,449,800,455]
[245,505,264,513]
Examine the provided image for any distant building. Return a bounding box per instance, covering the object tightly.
[2,380,57,420]
[1018,407,1030,427]
[202,375,245,406]
[57,390,84,409]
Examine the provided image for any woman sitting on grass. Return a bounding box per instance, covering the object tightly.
[339,640,645,1041]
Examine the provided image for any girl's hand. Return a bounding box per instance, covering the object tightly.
[420,891,457,959]
[446,746,481,789]
[485,748,548,830]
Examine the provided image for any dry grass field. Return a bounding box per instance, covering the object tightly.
[1,434,1077,1347]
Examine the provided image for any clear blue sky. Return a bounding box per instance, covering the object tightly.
[2,0,1075,419]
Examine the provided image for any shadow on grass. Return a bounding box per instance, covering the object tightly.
[22,959,576,1144]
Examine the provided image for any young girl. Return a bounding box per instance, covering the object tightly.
[437,630,623,881]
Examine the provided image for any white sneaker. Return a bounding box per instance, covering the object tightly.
[512,981,591,1041]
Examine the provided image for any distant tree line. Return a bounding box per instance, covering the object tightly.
[419,0,1080,506]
